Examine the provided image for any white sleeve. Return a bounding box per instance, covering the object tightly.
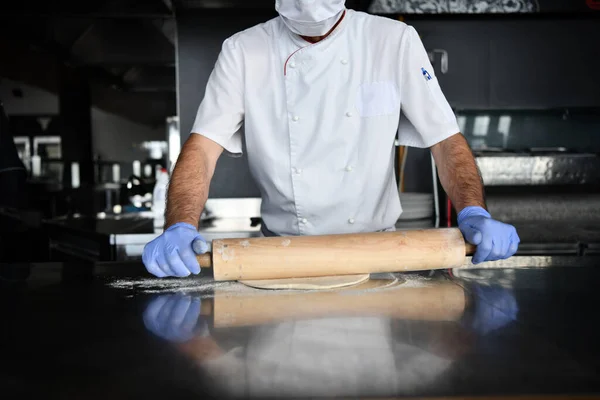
[397,26,460,148]
[191,37,244,156]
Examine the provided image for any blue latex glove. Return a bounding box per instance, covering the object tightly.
[469,284,518,335]
[143,294,208,342]
[458,206,520,264]
[142,222,208,277]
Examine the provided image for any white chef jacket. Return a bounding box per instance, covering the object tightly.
[191,9,460,236]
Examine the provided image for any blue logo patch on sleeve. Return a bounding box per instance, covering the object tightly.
[421,67,432,81]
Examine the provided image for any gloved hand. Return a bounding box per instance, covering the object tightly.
[142,222,208,277]
[468,284,518,335]
[458,206,520,264]
[143,294,208,342]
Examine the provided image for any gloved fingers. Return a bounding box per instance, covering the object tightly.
[181,297,202,334]
[470,284,519,335]
[192,237,209,255]
[499,237,511,259]
[146,262,167,278]
[156,251,177,277]
[488,237,508,261]
[162,241,189,277]
[154,295,200,342]
[144,257,167,278]
[505,291,519,319]
[472,234,493,264]
[460,224,483,245]
[507,229,520,257]
[491,225,519,260]
[143,295,171,334]
[180,242,201,275]
[142,243,167,278]
[508,241,519,257]
[165,250,192,277]
[156,295,178,332]
[167,295,194,328]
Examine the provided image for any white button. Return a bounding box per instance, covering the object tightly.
[301,218,308,224]
[341,59,348,65]
[289,62,296,68]
[348,218,355,224]
[345,166,353,172]
[292,115,299,122]
[346,112,353,117]
[293,167,302,174]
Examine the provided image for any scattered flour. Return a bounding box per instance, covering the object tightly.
[107,276,236,295]
[107,272,435,297]
[395,273,435,288]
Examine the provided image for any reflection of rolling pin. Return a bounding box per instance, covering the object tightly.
[196,228,476,281]
[206,281,467,328]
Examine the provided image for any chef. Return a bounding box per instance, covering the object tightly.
[143,0,520,278]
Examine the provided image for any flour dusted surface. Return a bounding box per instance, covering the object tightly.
[107,272,434,297]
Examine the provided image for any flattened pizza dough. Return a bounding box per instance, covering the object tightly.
[239,274,370,290]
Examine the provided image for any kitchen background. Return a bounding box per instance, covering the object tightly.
[1,0,599,262]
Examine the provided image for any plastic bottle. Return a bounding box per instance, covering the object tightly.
[152,168,169,226]
[132,160,141,177]
[71,162,80,188]
[31,155,41,177]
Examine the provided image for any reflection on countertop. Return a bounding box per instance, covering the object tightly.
[140,274,472,397]
[4,262,600,398]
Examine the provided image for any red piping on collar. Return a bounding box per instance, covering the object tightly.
[283,10,347,76]
[284,47,306,76]
[300,10,346,44]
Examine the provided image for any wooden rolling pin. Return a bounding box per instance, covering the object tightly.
[196,228,476,281]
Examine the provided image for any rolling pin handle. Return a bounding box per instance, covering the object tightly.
[197,252,213,269]
[465,242,477,256]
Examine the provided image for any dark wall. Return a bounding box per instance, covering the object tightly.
[406,16,600,110]
[537,0,600,12]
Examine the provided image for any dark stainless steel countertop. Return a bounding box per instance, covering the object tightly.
[2,258,600,399]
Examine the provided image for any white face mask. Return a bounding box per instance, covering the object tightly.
[275,0,346,37]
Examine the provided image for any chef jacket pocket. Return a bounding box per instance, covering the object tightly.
[356,82,399,118]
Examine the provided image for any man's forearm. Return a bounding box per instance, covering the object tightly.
[430,133,486,212]
[164,135,222,229]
